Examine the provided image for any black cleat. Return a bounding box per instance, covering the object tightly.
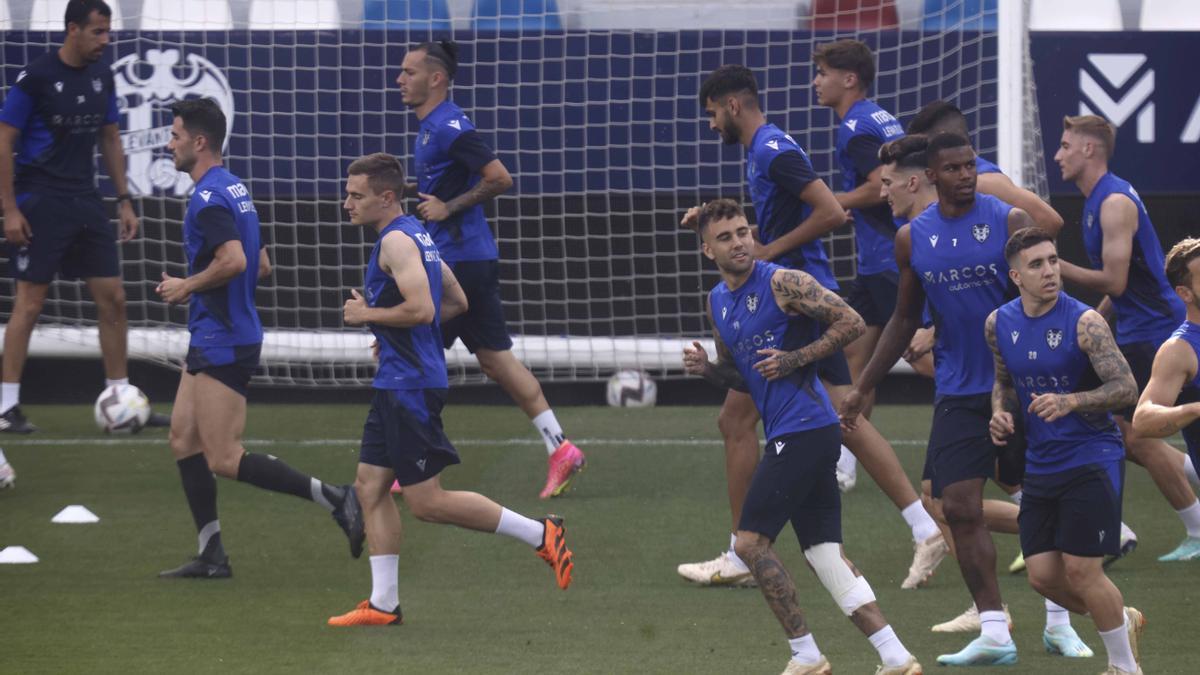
[145,411,171,428]
[158,555,232,579]
[332,484,365,559]
[1103,537,1138,570]
[0,406,36,434]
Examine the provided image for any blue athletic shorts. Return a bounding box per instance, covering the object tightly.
[816,350,852,387]
[1019,462,1123,558]
[844,271,899,327]
[1116,341,1158,419]
[927,393,1005,498]
[359,388,461,486]
[739,424,843,548]
[185,344,261,397]
[8,192,119,282]
[440,259,514,353]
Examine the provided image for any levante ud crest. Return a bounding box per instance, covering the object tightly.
[972,222,990,242]
[1046,328,1063,349]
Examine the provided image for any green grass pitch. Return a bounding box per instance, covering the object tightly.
[1,403,1195,673]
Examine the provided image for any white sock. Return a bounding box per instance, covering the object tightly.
[837,445,857,475]
[1,382,19,414]
[727,532,749,570]
[1008,490,1023,506]
[1045,598,1071,629]
[901,499,940,542]
[495,507,545,548]
[105,377,129,389]
[531,409,566,454]
[0,448,7,464]
[788,633,821,663]
[1120,521,1137,542]
[1185,454,1200,491]
[1175,500,1200,538]
[980,610,1012,644]
[867,625,911,668]
[1099,618,1137,672]
[369,554,400,611]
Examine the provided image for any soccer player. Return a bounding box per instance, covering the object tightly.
[155,98,364,578]
[684,199,920,675]
[395,41,585,499]
[0,0,167,433]
[840,132,1050,664]
[677,65,946,593]
[327,153,573,627]
[989,228,1146,674]
[1134,238,1200,564]
[1053,114,1199,561]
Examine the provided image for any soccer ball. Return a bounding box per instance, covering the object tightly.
[94,384,152,434]
[605,369,657,408]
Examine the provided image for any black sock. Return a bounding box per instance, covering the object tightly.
[176,454,224,560]
[235,452,342,510]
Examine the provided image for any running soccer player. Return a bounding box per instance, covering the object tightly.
[677,65,945,593]
[327,153,573,627]
[156,99,364,578]
[989,228,1145,673]
[1053,114,1198,561]
[840,132,1053,665]
[0,0,168,432]
[396,41,585,499]
[684,198,920,675]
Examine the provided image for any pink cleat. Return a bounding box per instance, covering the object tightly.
[539,441,586,499]
[390,480,403,494]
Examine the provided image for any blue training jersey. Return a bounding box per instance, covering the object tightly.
[413,100,500,263]
[1170,321,1200,460]
[909,193,1014,397]
[183,167,263,347]
[975,156,1002,175]
[836,99,904,276]
[1082,173,1185,346]
[746,123,838,290]
[995,293,1124,474]
[709,261,839,440]
[0,52,119,196]
[366,215,449,391]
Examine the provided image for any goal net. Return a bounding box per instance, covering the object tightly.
[0,0,1047,387]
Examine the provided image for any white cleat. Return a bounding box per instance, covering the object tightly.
[676,551,756,587]
[0,460,14,489]
[875,655,923,674]
[1125,606,1145,666]
[931,603,1013,633]
[782,655,832,675]
[902,532,948,589]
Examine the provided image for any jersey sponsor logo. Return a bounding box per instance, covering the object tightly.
[921,263,1002,292]
[845,119,858,132]
[112,49,235,197]
[92,78,102,93]
[1011,330,1020,344]
[929,234,939,247]
[1046,328,1064,349]
[746,293,759,313]
[774,440,785,454]
[199,190,212,202]
[972,223,990,242]
[448,119,461,130]
[54,81,63,93]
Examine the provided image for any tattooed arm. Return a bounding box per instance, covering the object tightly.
[986,310,1019,445]
[682,305,749,392]
[1028,309,1137,422]
[752,268,865,381]
[1133,338,1200,438]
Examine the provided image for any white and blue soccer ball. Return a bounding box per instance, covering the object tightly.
[94,384,152,434]
[605,369,657,408]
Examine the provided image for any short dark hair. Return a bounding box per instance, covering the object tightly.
[412,40,459,81]
[348,152,406,198]
[1004,227,1056,264]
[907,100,965,135]
[925,132,972,167]
[879,134,928,169]
[813,39,876,90]
[65,0,111,30]
[698,198,745,235]
[170,98,226,154]
[698,65,759,107]
[1166,237,1200,288]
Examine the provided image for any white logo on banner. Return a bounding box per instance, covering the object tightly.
[112,49,235,196]
[1081,54,1154,143]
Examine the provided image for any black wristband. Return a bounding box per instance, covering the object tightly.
[116,193,133,203]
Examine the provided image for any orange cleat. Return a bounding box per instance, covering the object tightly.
[539,441,585,499]
[536,515,574,590]
[327,600,403,626]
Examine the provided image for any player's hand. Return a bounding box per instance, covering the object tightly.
[1029,392,1074,422]
[904,326,935,362]
[838,388,868,432]
[156,271,191,304]
[682,340,710,376]
[989,410,1015,446]
[343,288,370,326]
[370,339,380,362]
[3,208,32,247]
[416,193,450,222]
[680,205,702,231]
[117,201,139,242]
[755,240,781,262]
[754,348,799,381]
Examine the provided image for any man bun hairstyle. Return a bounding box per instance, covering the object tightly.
[907,100,966,135]
[413,40,459,81]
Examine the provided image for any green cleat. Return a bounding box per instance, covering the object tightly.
[1043,625,1094,658]
[936,635,1018,666]
[1157,536,1200,561]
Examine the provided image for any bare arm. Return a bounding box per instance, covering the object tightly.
[343,232,435,328]
[98,123,138,241]
[757,179,846,262]
[1004,206,1037,236]
[1058,194,1137,296]
[0,122,32,246]
[257,248,271,279]
[682,305,748,392]
[1133,339,1200,437]
[835,165,886,211]
[753,268,865,380]
[977,172,1063,237]
[157,239,247,304]
[419,158,513,223]
[987,310,1019,444]
[439,260,468,322]
[1029,310,1137,422]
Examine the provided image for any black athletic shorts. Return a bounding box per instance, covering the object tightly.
[816,350,853,387]
[440,259,514,353]
[359,388,461,486]
[8,192,119,282]
[186,344,261,397]
[1019,462,1124,558]
[739,424,843,549]
[921,410,1026,488]
[844,272,899,327]
[927,393,1006,498]
[1116,341,1158,419]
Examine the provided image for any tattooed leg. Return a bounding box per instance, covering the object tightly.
[735,530,809,638]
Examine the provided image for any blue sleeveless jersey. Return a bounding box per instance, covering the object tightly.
[746,123,838,290]
[183,167,263,347]
[365,215,449,390]
[975,156,1002,175]
[909,194,1013,397]
[837,99,904,276]
[996,293,1124,474]
[709,261,838,440]
[1171,321,1200,459]
[1082,173,1185,345]
[413,100,499,263]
